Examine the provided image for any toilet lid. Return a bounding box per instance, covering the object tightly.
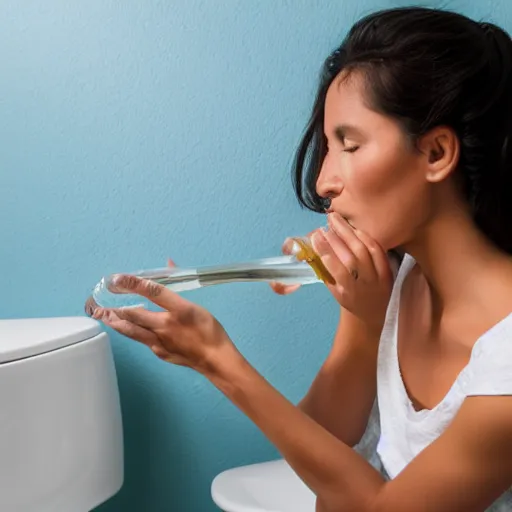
[0,317,102,364]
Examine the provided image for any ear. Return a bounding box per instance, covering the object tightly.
[417,126,460,183]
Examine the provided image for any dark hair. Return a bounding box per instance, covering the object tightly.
[293,7,512,253]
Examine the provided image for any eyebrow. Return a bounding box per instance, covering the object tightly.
[333,124,363,143]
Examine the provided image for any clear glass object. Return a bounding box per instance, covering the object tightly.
[86,236,334,311]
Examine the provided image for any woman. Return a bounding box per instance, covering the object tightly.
[88,7,512,511]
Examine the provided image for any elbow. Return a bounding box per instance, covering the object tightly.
[315,483,388,512]
[315,491,378,512]
[316,497,376,512]
[316,501,385,512]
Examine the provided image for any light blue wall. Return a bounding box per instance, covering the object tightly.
[1,1,510,510]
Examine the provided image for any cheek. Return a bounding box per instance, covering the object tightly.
[351,149,427,248]
[351,145,409,198]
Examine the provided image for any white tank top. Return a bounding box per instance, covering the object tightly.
[376,253,512,510]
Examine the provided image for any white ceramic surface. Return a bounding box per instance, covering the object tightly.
[0,316,102,363]
[211,459,315,512]
[0,317,123,511]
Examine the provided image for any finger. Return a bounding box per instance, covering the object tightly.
[282,230,315,255]
[108,307,167,330]
[282,238,295,255]
[322,227,357,269]
[95,309,159,347]
[85,296,99,317]
[269,281,301,295]
[352,229,392,280]
[151,345,171,360]
[108,274,190,312]
[322,229,362,280]
[327,213,376,276]
[310,229,352,283]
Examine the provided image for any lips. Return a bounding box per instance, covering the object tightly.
[326,209,355,229]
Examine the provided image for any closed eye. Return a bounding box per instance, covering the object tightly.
[343,145,359,153]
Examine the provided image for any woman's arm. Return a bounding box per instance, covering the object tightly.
[298,245,401,447]
[299,307,379,447]
[207,343,384,511]
[92,257,512,511]
[207,345,512,512]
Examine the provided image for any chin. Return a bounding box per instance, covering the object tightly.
[348,219,395,252]
[363,228,392,252]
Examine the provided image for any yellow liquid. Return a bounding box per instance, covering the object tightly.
[291,237,335,285]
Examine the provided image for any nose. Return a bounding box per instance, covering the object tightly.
[315,155,344,201]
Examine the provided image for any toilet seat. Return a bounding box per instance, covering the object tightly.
[211,458,315,512]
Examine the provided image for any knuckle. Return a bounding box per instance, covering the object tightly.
[334,286,348,301]
[151,345,169,360]
[163,314,175,329]
[352,242,367,260]
[367,241,379,253]
[176,305,197,324]
[342,256,357,270]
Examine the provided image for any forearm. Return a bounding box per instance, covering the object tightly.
[299,346,377,446]
[299,309,379,446]
[204,345,385,510]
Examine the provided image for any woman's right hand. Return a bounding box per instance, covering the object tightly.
[310,213,394,335]
[271,215,394,333]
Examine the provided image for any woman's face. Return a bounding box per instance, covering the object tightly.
[316,71,432,250]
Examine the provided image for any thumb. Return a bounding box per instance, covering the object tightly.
[269,282,301,295]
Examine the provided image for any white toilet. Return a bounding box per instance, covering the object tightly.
[0,316,123,512]
[211,458,316,512]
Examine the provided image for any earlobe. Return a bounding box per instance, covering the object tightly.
[420,127,460,183]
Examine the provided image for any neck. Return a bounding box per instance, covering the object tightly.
[401,200,506,312]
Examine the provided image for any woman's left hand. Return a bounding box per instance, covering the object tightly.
[88,273,236,374]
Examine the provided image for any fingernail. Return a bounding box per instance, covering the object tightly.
[289,240,302,256]
[84,296,98,317]
[282,237,293,254]
[310,231,325,252]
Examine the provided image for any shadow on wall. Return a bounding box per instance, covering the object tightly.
[94,347,190,511]
[94,332,278,512]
